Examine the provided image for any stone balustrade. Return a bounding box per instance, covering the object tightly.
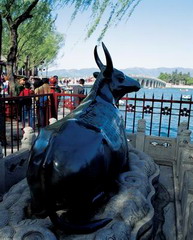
[127,120,193,240]
[0,149,29,197]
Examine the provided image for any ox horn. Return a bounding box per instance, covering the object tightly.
[102,42,113,76]
[94,43,113,76]
[94,45,104,70]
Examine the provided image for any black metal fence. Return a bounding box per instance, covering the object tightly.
[1,92,193,156]
[54,92,193,138]
[121,94,193,138]
[0,93,55,156]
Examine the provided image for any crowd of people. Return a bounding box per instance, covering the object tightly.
[1,75,61,128]
[0,74,62,96]
[1,74,85,129]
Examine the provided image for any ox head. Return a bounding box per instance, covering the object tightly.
[94,43,140,103]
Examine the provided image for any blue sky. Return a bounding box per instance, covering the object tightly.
[50,0,193,70]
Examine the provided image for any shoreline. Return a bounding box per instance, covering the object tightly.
[166,84,193,89]
[60,83,193,90]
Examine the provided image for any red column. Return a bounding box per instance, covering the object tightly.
[49,77,58,119]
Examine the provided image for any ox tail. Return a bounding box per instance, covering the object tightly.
[49,211,112,234]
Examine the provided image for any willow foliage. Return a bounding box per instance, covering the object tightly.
[16,1,64,69]
[57,0,142,41]
[0,0,141,73]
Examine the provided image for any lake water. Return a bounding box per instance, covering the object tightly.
[84,85,193,99]
[127,87,193,100]
[126,87,193,139]
[83,86,193,139]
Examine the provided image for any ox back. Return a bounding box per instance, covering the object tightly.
[27,43,140,233]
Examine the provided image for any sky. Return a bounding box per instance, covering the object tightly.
[49,0,193,70]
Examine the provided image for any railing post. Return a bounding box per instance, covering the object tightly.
[49,77,59,120]
[136,119,146,151]
[49,118,57,125]
[176,122,191,177]
[178,143,193,201]
[177,121,188,136]
[180,170,193,239]
[0,94,6,146]
[50,92,58,119]
[21,127,36,150]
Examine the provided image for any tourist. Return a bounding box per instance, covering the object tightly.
[19,82,35,129]
[29,76,41,91]
[33,80,43,128]
[0,73,4,94]
[15,77,26,96]
[53,75,61,93]
[73,78,85,107]
[15,77,27,121]
[35,78,51,127]
[2,75,9,95]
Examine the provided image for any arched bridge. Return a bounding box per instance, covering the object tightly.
[130,75,166,88]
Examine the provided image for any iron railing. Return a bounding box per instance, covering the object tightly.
[0,93,55,156]
[54,93,193,138]
[120,94,193,138]
[1,92,193,156]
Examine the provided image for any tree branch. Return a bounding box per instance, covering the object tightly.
[5,0,15,12]
[3,0,15,26]
[14,0,39,27]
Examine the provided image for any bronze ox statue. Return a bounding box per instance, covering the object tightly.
[27,43,140,233]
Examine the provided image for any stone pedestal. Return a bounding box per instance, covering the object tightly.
[0,145,159,240]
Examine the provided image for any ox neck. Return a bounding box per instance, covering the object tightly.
[97,83,116,105]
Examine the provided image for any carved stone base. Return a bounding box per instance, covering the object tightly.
[0,145,160,240]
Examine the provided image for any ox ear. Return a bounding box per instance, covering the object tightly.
[102,42,113,78]
[93,72,99,78]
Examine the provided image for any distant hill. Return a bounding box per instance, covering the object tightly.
[48,67,193,78]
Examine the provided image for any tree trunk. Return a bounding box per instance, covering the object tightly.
[5,0,39,94]
[25,55,29,77]
[6,63,15,94]
[7,26,18,94]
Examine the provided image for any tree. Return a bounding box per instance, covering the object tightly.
[16,2,64,76]
[0,0,141,92]
[0,0,41,92]
[1,1,63,79]
[158,71,193,85]
[159,72,172,83]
